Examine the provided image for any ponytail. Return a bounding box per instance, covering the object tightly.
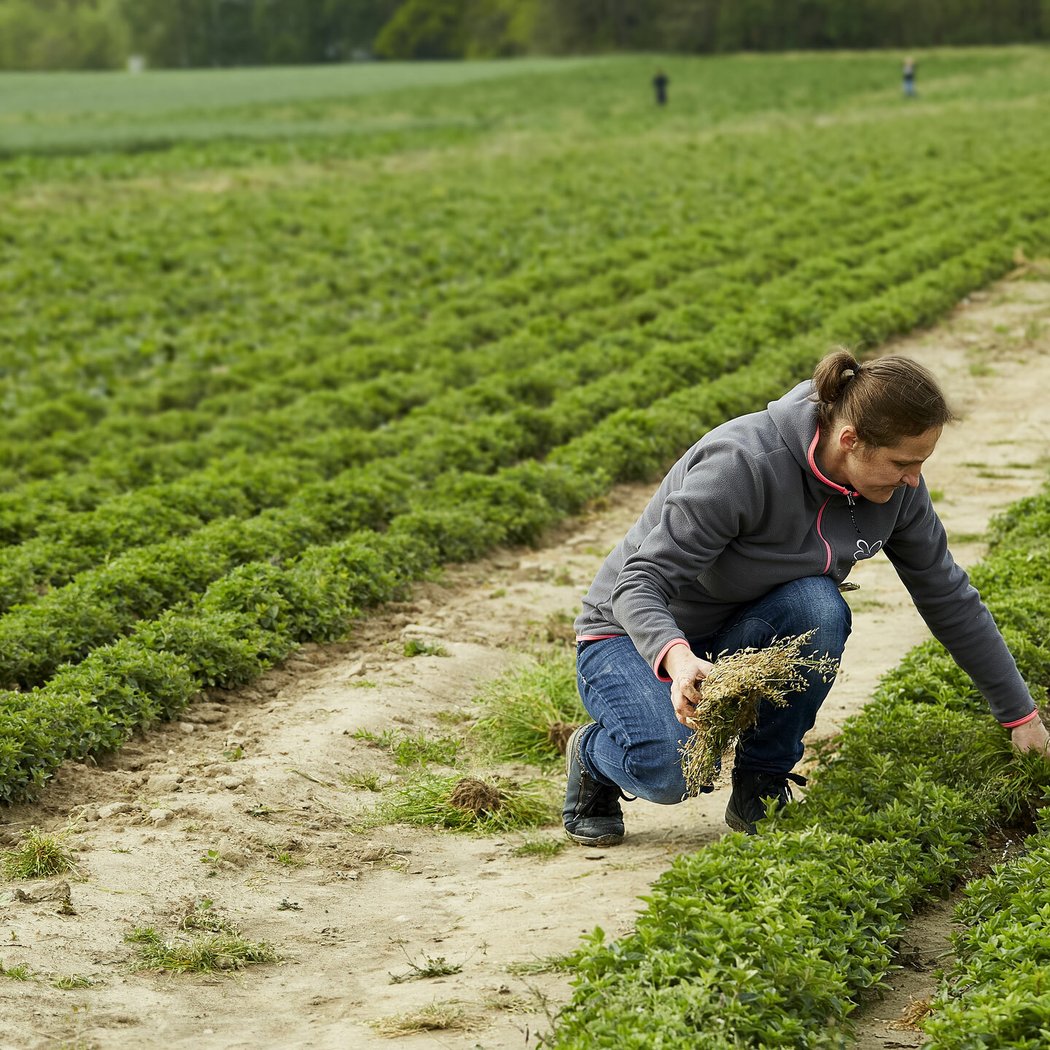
[812,348,955,447]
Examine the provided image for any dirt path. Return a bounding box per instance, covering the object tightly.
[2,271,1049,1050]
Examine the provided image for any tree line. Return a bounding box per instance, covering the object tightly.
[1,0,1047,70]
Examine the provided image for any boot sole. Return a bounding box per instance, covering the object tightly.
[724,806,756,835]
[565,828,625,847]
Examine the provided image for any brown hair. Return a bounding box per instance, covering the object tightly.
[812,348,956,448]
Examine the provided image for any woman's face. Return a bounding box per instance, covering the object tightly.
[844,427,941,504]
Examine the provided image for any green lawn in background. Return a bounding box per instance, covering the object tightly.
[0,46,1043,155]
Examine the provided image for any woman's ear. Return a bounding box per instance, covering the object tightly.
[836,424,860,453]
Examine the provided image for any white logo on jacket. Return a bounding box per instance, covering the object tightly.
[854,539,883,561]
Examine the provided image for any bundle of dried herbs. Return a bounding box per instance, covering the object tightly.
[680,631,839,796]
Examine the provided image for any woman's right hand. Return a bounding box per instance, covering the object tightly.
[1011,714,1050,759]
[663,644,714,726]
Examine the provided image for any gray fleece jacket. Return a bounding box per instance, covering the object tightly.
[575,380,1036,726]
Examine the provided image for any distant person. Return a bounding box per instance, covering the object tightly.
[652,70,669,106]
[902,57,917,98]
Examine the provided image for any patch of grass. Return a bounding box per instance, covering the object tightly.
[264,843,305,868]
[369,1000,481,1037]
[507,954,572,976]
[179,898,236,933]
[472,650,586,768]
[376,772,558,833]
[0,961,31,980]
[393,733,461,768]
[126,925,279,974]
[1,827,78,880]
[350,679,378,688]
[352,727,398,749]
[403,639,449,658]
[512,837,568,859]
[353,728,462,768]
[53,974,96,990]
[928,488,945,502]
[528,611,577,646]
[341,770,384,791]
[435,708,473,726]
[389,950,463,984]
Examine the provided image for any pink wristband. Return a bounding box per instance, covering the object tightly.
[1001,710,1039,729]
[654,639,690,682]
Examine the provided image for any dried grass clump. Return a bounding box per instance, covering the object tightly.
[448,777,503,817]
[888,997,933,1031]
[546,721,577,756]
[680,631,839,796]
[377,772,557,833]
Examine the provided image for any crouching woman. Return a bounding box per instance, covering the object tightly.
[564,349,1050,844]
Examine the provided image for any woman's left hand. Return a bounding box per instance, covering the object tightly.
[1011,715,1050,759]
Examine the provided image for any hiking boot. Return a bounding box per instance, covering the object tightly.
[724,767,807,835]
[563,723,625,847]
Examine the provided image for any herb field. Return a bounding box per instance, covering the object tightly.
[3,48,1050,1050]
[3,48,1050,806]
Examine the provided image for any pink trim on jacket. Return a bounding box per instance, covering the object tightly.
[654,638,690,682]
[807,428,860,576]
[815,498,833,575]
[1001,709,1039,729]
[807,429,860,500]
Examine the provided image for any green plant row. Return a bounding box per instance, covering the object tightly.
[0,192,1002,610]
[2,188,1041,626]
[0,168,960,495]
[918,811,1050,1048]
[0,226,1043,806]
[0,461,586,802]
[0,119,850,442]
[544,486,1050,1046]
[1,212,1040,686]
[0,179,938,540]
[4,93,1046,460]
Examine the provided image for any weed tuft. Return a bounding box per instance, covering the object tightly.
[389,949,463,984]
[53,974,96,990]
[126,925,279,974]
[448,776,503,818]
[377,772,557,833]
[403,639,449,658]
[472,651,585,768]
[1,827,78,880]
[512,837,567,859]
[369,1000,480,1036]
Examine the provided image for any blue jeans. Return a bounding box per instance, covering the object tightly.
[575,576,851,805]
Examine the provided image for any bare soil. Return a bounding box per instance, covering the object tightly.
[2,271,1050,1050]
